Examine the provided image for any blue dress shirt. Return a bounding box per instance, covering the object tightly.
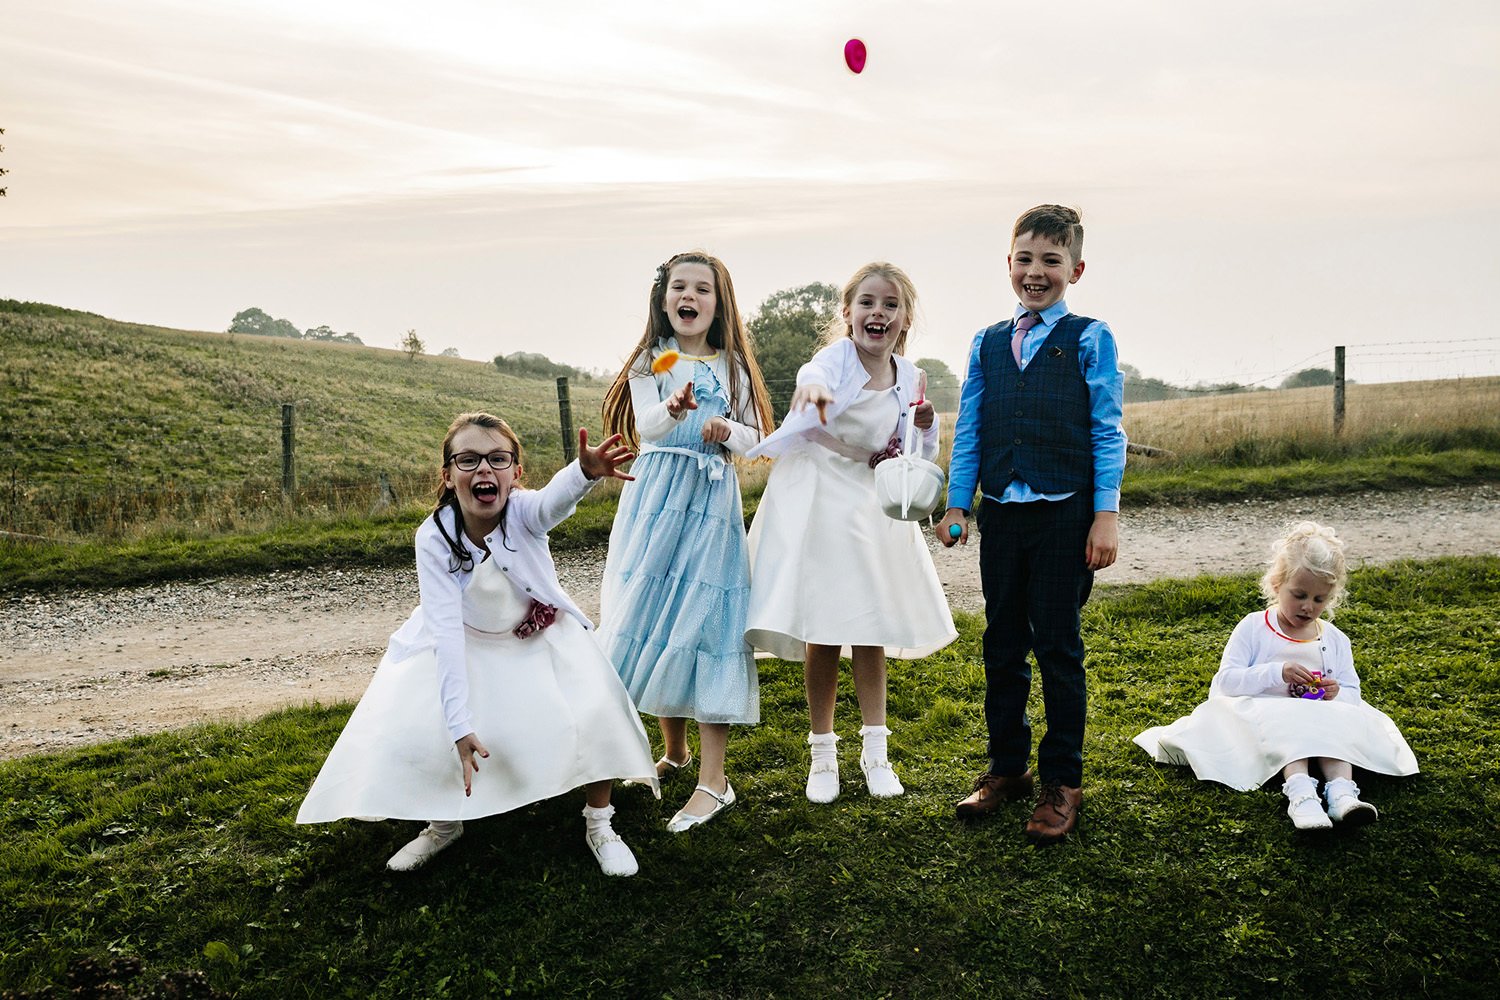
[946,299,1126,514]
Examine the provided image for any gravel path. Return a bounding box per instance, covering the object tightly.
[3,485,1497,759]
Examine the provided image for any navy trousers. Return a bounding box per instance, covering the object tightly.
[977,493,1094,787]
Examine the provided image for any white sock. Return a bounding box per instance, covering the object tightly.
[860,724,904,797]
[1282,773,1318,800]
[582,803,615,837]
[428,820,462,839]
[809,731,840,765]
[806,731,840,803]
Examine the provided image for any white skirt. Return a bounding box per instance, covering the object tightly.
[297,613,660,823]
[1133,696,1419,791]
[746,442,956,661]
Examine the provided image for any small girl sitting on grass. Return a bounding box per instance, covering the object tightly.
[1134,521,1418,830]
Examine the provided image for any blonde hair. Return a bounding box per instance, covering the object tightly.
[820,261,918,356]
[1261,521,1348,614]
[601,250,774,450]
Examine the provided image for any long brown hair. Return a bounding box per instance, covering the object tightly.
[431,412,524,568]
[601,250,774,450]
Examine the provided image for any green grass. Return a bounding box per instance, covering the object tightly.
[0,301,605,532]
[3,557,1496,997]
[4,298,1499,593]
[1121,449,1500,505]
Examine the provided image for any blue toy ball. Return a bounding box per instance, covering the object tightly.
[949,524,962,539]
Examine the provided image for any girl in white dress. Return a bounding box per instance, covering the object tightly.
[297,413,660,875]
[1134,522,1418,830]
[746,262,957,804]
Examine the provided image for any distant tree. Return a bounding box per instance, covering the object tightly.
[229,306,300,339]
[440,347,461,358]
[749,282,839,421]
[1122,360,1189,403]
[914,357,960,411]
[1281,367,1336,389]
[303,324,363,345]
[492,350,591,382]
[400,328,425,361]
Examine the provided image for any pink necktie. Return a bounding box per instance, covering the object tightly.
[1011,312,1040,368]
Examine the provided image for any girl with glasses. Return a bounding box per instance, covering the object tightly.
[298,412,660,876]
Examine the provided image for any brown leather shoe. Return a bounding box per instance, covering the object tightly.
[1024,782,1082,845]
[955,769,1036,820]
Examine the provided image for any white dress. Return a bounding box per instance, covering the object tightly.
[1133,611,1418,790]
[745,387,957,661]
[297,553,659,823]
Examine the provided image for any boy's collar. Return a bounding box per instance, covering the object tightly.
[1015,301,1070,325]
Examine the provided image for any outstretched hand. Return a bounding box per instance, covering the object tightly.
[665,381,698,418]
[577,428,636,482]
[455,733,490,796]
[790,384,834,425]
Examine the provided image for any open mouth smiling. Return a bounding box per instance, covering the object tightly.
[472,483,499,501]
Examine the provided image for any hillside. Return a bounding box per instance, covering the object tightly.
[0,302,608,499]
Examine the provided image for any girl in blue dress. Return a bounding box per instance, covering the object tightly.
[599,250,774,832]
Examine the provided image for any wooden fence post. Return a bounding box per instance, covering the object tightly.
[556,377,575,463]
[1333,345,1346,435]
[281,403,297,496]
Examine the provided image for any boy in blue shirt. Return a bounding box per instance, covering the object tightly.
[938,204,1126,846]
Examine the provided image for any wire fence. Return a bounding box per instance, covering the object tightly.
[5,342,1498,542]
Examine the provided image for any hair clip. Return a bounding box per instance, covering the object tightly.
[653,262,669,286]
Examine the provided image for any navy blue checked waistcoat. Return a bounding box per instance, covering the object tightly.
[978,313,1095,497]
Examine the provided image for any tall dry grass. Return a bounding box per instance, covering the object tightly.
[1124,377,1500,463]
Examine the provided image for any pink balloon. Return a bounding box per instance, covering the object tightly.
[844,38,867,74]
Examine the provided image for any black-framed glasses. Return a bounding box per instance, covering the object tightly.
[449,451,516,472]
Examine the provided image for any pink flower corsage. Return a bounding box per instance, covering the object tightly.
[868,435,902,468]
[513,600,558,639]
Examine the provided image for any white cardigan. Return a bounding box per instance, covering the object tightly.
[748,338,939,460]
[387,461,598,741]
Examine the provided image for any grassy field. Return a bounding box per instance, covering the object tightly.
[3,300,1499,593]
[1,556,1496,997]
[0,301,607,537]
[1123,377,1500,465]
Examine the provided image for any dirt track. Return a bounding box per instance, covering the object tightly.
[3,485,1497,760]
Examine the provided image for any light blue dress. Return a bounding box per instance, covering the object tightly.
[599,353,760,724]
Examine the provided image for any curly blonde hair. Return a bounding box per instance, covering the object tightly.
[1260,521,1348,614]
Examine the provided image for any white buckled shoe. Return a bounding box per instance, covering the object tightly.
[386,821,464,871]
[1325,778,1378,826]
[666,781,736,833]
[1283,777,1332,830]
[861,756,905,798]
[586,828,639,877]
[624,751,693,788]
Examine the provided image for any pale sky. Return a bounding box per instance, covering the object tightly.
[4,0,1499,387]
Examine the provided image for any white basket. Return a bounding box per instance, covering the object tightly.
[873,400,945,521]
